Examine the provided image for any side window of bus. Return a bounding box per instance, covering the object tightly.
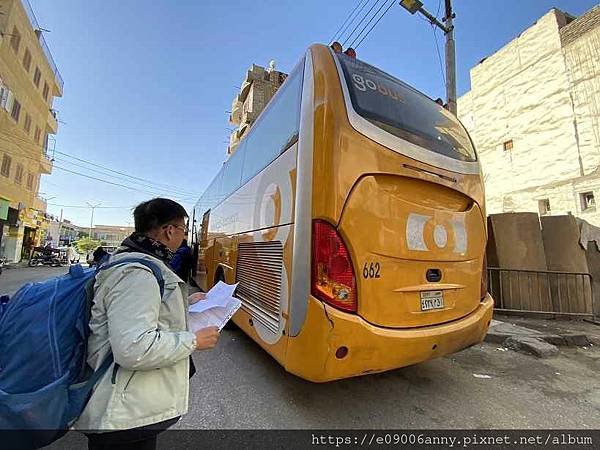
[202,168,224,210]
[241,64,303,184]
[221,140,245,198]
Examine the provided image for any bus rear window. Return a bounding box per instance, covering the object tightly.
[336,53,476,162]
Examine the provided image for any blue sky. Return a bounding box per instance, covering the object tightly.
[33,0,598,227]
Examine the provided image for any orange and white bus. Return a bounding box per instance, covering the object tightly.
[191,43,493,382]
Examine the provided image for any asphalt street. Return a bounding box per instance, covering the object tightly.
[2,267,598,445]
[0,265,70,296]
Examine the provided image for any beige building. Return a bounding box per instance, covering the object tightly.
[91,225,134,249]
[458,6,600,225]
[0,0,62,261]
[46,216,83,247]
[228,61,287,155]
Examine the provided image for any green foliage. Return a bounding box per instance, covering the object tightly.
[74,237,101,254]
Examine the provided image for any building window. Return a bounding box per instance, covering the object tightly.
[538,199,551,216]
[1,154,12,177]
[503,139,513,151]
[34,126,41,144]
[42,82,50,102]
[24,113,32,134]
[0,85,9,110]
[580,191,595,212]
[10,26,21,53]
[33,67,41,88]
[26,172,35,190]
[11,99,21,122]
[15,164,24,185]
[22,48,32,72]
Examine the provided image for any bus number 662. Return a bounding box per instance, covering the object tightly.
[363,262,381,279]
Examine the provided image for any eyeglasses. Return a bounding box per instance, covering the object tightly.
[163,222,188,233]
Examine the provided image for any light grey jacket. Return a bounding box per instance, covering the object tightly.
[73,251,196,431]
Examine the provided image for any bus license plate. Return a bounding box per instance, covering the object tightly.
[420,291,444,311]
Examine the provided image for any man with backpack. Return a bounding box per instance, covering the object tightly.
[74,198,220,449]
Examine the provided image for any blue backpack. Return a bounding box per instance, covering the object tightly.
[0,257,165,450]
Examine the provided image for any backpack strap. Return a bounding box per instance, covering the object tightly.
[96,257,165,298]
[83,352,114,390]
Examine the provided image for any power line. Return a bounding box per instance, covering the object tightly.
[352,0,396,49]
[432,0,446,85]
[0,147,198,201]
[47,203,133,209]
[53,150,201,196]
[52,164,196,201]
[51,155,199,198]
[431,24,446,85]
[330,0,368,44]
[0,129,203,196]
[342,0,384,47]
[337,0,373,46]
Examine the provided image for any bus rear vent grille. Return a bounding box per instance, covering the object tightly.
[236,241,283,333]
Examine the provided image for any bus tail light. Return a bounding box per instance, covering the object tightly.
[344,47,356,58]
[330,41,343,53]
[481,253,488,300]
[311,220,357,313]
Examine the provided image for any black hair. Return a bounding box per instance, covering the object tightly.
[133,198,188,233]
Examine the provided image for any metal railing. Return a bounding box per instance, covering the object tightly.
[488,267,594,317]
[20,0,64,91]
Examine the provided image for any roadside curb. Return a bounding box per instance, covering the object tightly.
[504,336,560,358]
[484,320,592,357]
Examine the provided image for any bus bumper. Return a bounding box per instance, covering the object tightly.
[285,293,494,382]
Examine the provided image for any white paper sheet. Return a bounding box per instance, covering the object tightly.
[188,282,241,332]
[188,281,239,313]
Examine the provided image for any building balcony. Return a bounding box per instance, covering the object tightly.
[47,109,58,134]
[21,0,64,96]
[40,151,53,174]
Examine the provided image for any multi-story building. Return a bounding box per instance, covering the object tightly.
[46,217,83,247]
[458,6,600,225]
[228,61,287,155]
[0,0,62,261]
[91,225,135,250]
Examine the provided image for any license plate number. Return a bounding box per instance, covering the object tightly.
[420,290,444,311]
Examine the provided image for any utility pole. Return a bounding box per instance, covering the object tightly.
[444,0,456,115]
[86,202,101,238]
[400,0,457,115]
[57,208,63,246]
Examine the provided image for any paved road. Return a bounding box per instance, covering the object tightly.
[0,265,70,296]
[3,267,598,441]
[179,328,600,429]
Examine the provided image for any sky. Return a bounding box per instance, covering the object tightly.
[31,0,599,227]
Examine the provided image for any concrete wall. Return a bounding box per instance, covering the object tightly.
[487,213,597,315]
[487,213,547,270]
[540,215,589,272]
[458,7,600,226]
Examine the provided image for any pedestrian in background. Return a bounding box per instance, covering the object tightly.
[91,246,109,267]
[170,239,193,282]
[74,198,219,450]
[66,243,78,264]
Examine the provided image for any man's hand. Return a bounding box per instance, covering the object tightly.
[194,327,219,350]
[188,292,207,305]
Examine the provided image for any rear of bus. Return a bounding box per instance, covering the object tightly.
[284,44,493,382]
